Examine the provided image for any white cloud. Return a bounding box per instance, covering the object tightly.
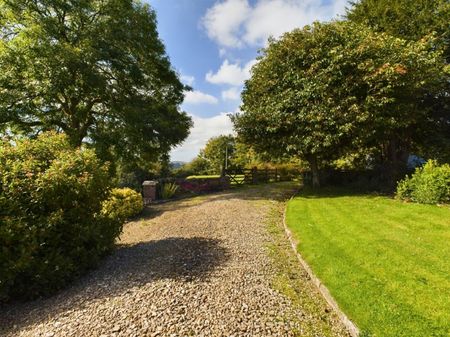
[332,0,350,19]
[202,0,250,48]
[243,0,328,46]
[180,74,195,86]
[170,113,235,162]
[184,90,219,105]
[222,87,241,101]
[206,59,257,86]
[202,0,347,48]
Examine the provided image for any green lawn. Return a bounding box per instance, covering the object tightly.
[186,175,221,179]
[286,187,450,337]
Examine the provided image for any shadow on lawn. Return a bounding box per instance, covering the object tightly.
[297,186,392,199]
[0,237,229,335]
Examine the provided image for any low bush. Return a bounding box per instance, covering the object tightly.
[0,132,123,300]
[396,160,450,204]
[160,182,179,199]
[102,188,143,221]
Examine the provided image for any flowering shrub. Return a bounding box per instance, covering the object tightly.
[178,177,228,193]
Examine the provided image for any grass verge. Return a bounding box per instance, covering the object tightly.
[263,184,348,337]
[286,187,450,337]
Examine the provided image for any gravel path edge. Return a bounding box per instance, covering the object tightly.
[282,195,360,337]
[0,184,353,337]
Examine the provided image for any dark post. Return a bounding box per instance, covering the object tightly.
[251,167,258,184]
[142,181,158,205]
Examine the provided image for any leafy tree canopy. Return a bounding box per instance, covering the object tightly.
[347,0,450,162]
[180,156,210,177]
[347,0,450,59]
[233,21,447,186]
[0,0,192,166]
[175,134,303,177]
[199,134,236,174]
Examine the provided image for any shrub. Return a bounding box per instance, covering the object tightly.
[0,132,123,300]
[102,188,143,221]
[396,160,450,204]
[160,182,179,199]
[274,163,302,181]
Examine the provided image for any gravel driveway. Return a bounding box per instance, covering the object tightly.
[0,183,349,337]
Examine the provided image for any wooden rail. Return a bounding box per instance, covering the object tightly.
[224,168,281,185]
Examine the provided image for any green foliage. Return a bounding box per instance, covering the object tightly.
[347,0,450,163]
[347,0,450,58]
[271,163,302,181]
[160,182,178,200]
[186,134,301,176]
[396,160,450,204]
[234,21,447,186]
[0,0,192,169]
[114,160,165,190]
[199,135,236,174]
[232,141,264,169]
[0,132,122,300]
[101,188,143,221]
[174,157,210,177]
[187,157,210,175]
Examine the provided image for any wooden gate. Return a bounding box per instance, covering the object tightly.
[224,168,280,185]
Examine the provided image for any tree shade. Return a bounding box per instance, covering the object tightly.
[0,0,192,167]
[347,0,450,162]
[233,21,447,187]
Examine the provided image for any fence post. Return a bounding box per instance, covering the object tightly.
[251,167,258,184]
[142,181,158,205]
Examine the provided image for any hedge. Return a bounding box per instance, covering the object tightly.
[396,160,450,204]
[0,132,123,300]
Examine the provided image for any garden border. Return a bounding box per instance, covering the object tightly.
[283,195,360,337]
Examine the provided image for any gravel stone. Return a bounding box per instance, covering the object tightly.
[0,184,349,337]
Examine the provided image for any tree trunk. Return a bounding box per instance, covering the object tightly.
[64,106,94,148]
[307,155,320,188]
[385,137,409,188]
[65,129,85,148]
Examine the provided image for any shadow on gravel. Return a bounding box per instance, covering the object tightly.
[0,183,295,335]
[102,237,229,284]
[0,237,229,335]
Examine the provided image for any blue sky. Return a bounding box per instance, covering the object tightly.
[149,0,348,162]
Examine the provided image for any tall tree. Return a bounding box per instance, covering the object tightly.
[0,0,192,165]
[199,135,236,174]
[347,0,450,58]
[233,22,446,187]
[347,0,450,162]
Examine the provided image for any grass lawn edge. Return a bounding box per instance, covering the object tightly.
[282,196,360,337]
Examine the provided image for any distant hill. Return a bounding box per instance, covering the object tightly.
[170,161,186,169]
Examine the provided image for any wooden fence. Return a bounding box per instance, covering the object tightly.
[224,168,282,185]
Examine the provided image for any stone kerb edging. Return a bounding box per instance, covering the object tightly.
[283,195,360,337]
